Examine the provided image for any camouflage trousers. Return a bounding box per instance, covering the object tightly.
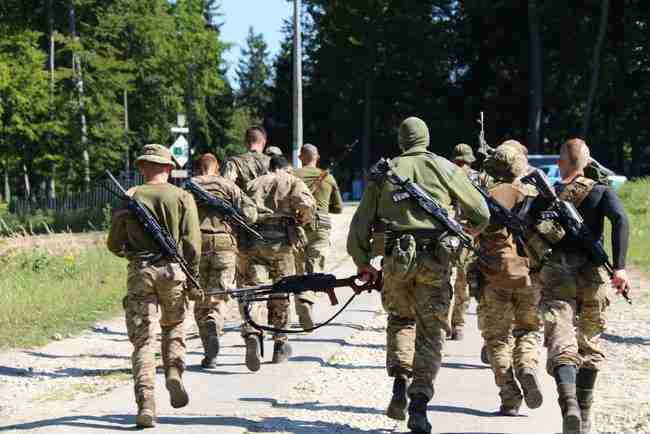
[481,282,542,406]
[241,241,296,342]
[450,260,471,328]
[124,259,186,404]
[294,226,330,307]
[194,234,236,352]
[382,252,453,401]
[539,251,609,374]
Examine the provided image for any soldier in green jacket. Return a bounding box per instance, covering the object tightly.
[293,143,344,328]
[107,144,201,428]
[347,117,489,434]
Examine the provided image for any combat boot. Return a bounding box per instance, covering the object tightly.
[296,299,315,329]
[201,323,220,369]
[244,335,262,372]
[554,365,581,434]
[576,368,598,434]
[451,326,464,341]
[386,375,410,421]
[165,367,189,409]
[518,367,544,409]
[135,395,156,428]
[407,393,431,434]
[271,340,293,364]
[498,368,523,416]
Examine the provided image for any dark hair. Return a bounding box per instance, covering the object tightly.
[245,125,267,146]
[269,155,289,171]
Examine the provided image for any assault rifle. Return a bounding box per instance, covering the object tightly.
[184,179,264,241]
[477,111,495,161]
[470,180,529,247]
[105,171,200,290]
[371,158,489,264]
[206,273,382,333]
[520,169,631,304]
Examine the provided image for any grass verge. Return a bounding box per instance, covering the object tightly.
[0,245,126,349]
[615,178,650,274]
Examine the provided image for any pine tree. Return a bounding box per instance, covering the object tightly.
[236,26,271,119]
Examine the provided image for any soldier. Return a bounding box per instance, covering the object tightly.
[477,143,543,416]
[222,125,270,189]
[106,144,201,428]
[347,117,489,434]
[293,143,344,328]
[449,143,480,340]
[246,155,316,365]
[190,153,258,369]
[534,138,630,434]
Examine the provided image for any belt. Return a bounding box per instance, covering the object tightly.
[385,229,444,256]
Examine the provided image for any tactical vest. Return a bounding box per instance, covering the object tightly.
[557,176,596,208]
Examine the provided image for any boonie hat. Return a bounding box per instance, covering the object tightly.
[452,143,476,164]
[136,144,177,167]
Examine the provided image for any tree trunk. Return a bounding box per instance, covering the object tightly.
[68,0,90,192]
[527,0,543,153]
[581,0,609,139]
[2,160,9,204]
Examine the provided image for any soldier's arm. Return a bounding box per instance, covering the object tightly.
[179,192,202,275]
[346,181,379,268]
[230,184,258,225]
[106,208,129,257]
[328,175,344,214]
[221,160,238,183]
[601,187,629,270]
[291,178,316,225]
[445,166,490,232]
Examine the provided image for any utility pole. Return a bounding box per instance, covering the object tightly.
[292,0,303,168]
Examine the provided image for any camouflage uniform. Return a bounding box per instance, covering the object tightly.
[293,166,344,314]
[246,170,316,344]
[106,145,201,422]
[539,176,610,374]
[190,174,258,357]
[347,117,489,426]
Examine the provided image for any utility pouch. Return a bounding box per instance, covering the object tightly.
[161,262,186,285]
[287,224,308,249]
[384,234,417,279]
[434,232,463,266]
[523,232,553,271]
[535,219,566,244]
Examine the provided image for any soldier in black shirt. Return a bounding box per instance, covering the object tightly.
[536,138,630,434]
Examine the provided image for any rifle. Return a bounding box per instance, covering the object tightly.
[105,171,200,290]
[470,180,529,248]
[184,179,264,242]
[477,111,495,161]
[520,170,631,304]
[207,273,382,333]
[370,158,489,264]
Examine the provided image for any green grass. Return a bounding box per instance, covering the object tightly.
[0,246,127,349]
[615,178,650,274]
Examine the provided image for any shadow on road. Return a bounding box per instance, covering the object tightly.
[602,332,650,345]
[429,404,504,418]
[0,366,131,379]
[291,337,384,350]
[22,351,129,361]
[0,414,393,433]
[290,355,383,370]
[239,397,384,415]
[442,362,490,370]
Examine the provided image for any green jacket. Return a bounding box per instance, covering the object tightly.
[346,145,490,268]
[107,182,202,274]
[294,166,344,214]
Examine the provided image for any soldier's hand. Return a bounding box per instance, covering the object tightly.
[358,265,379,283]
[611,269,631,296]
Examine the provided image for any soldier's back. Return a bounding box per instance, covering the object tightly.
[295,166,340,213]
[223,151,270,189]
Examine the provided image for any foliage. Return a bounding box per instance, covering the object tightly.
[0,246,126,348]
[236,26,272,119]
[0,206,111,235]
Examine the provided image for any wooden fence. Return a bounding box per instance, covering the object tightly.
[10,172,144,215]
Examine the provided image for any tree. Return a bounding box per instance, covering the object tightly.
[236,26,271,119]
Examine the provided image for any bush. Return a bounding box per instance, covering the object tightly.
[0,205,112,236]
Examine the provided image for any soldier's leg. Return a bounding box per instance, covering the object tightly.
[575,266,609,434]
[239,247,266,340]
[381,260,416,421]
[540,254,582,433]
[450,262,471,339]
[513,285,543,409]
[295,228,330,328]
[156,268,188,409]
[124,263,157,426]
[481,286,522,414]
[268,245,295,363]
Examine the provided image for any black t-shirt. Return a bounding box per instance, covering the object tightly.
[555,183,629,269]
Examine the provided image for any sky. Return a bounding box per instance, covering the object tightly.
[218,0,294,85]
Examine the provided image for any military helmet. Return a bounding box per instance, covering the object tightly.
[452,143,476,164]
[136,144,177,167]
[484,142,528,180]
[265,146,283,156]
